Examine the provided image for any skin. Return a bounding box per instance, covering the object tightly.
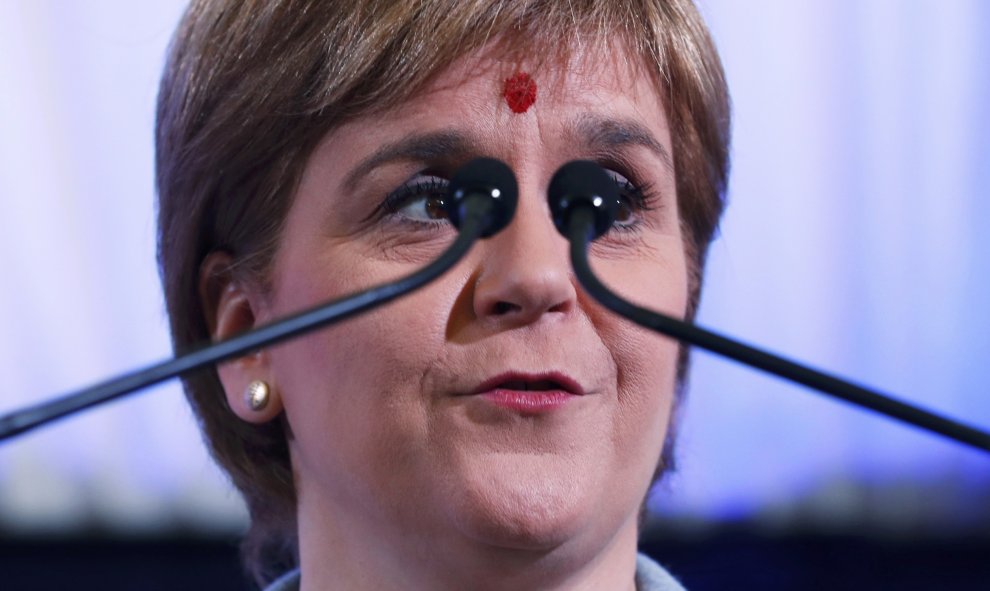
[212,43,688,591]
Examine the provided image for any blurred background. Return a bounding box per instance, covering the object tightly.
[1,0,987,589]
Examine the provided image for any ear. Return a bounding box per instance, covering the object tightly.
[200,252,283,424]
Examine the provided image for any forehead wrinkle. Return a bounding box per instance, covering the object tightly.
[571,113,673,172]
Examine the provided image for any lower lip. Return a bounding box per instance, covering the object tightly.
[478,389,576,413]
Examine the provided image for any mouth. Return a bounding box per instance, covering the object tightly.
[472,372,585,396]
[468,372,585,414]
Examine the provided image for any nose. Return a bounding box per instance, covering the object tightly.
[472,193,577,326]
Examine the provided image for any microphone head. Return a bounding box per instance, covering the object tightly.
[547,160,618,240]
[447,157,518,238]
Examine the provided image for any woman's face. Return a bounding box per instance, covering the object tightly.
[229,44,687,567]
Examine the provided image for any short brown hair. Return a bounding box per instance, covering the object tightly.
[156,0,729,585]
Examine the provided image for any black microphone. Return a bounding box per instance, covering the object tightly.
[548,160,990,454]
[0,157,518,442]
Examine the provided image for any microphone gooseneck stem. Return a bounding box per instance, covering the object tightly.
[0,197,492,442]
[567,206,990,454]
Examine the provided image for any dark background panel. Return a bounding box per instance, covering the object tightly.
[2,531,987,590]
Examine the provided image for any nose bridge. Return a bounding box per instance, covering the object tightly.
[472,178,576,322]
[496,192,563,263]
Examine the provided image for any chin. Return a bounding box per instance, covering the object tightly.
[445,457,614,553]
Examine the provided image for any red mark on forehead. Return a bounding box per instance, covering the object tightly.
[503,72,537,114]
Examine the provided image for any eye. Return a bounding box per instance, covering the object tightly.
[604,170,655,231]
[383,175,451,224]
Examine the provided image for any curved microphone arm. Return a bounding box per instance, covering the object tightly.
[552,161,990,454]
[0,157,518,442]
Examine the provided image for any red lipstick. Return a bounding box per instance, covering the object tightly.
[471,372,583,414]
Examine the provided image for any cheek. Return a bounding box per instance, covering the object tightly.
[272,304,437,426]
[591,239,687,446]
[603,322,681,511]
[593,235,689,319]
[612,325,680,432]
[265,238,445,410]
[264,265,456,492]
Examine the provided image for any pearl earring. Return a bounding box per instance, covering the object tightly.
[245,380,271,411]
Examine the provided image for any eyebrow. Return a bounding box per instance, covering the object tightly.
[341,116,672,192]
[342,129,479,192]
[574,114,674,172]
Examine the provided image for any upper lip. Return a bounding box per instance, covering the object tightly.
[470,371,586,396]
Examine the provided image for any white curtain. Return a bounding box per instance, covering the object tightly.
[0,0,244,534]
[662,0,990,530]
[0,1,987,534]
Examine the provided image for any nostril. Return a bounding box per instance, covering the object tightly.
[492,301,520,316]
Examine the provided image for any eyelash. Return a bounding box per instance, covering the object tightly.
[607,173,658,233]
[378,169,659,233]
[379,175,451,228]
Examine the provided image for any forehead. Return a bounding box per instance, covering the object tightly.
[419,40,663,122]
[431,39,653,93]
[322,40,672,165]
